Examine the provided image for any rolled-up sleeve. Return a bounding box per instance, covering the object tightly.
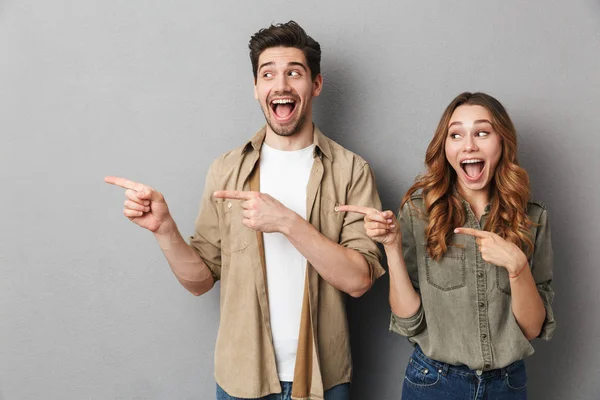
[389,202,427,337]
[338,162,385,281]
[189,159,222,281]
[531,207,556,341]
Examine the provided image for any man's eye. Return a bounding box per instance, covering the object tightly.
[289,70,300,77]
[263,72,273,78]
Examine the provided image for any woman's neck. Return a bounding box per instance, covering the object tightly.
[457,186,490,221]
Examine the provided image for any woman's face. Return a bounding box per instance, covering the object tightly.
[445,105,503,197]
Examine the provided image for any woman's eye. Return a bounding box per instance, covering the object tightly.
[476,131,489,137]
[449,133,461,139]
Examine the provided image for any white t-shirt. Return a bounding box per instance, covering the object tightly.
[259,142,315,382]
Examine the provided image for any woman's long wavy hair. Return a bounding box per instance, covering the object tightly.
[402,92,534,260]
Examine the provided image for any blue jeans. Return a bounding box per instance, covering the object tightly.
[216,381,350,400]
[402,346,527,400]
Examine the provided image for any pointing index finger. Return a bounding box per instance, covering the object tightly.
[454,227,490,238]
[105,176,141,191]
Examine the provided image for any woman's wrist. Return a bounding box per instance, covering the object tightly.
[506,253,526,274]
[383,237,402,254]
[508,256,528,279]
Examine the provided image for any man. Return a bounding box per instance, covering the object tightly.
[106,21,384,400]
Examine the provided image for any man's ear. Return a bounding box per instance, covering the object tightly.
[312,74,323,97]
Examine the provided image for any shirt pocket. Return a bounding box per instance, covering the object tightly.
[425,246,466,291]
[219,200,250,254]
[496,265,511,295]
[319,196,344,240]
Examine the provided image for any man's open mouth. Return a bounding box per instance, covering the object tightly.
[270,98,297,120]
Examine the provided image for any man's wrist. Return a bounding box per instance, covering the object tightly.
[154,216,177,237]
[280,210,304,237]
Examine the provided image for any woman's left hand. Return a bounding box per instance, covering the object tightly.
[454,227,527,275]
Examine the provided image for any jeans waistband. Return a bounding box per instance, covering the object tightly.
[412,345,524,380]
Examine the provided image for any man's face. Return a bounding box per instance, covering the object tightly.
[254,47,322,137]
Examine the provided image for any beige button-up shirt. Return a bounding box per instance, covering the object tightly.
[189,126,384,399]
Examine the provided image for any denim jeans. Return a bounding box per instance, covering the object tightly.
[402,346,528,400]
[216,381,350,400]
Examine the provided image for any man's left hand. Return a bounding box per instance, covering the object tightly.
[213,190,294,233]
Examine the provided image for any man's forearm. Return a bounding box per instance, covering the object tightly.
[154,218,215,296]
[282,213,372,298]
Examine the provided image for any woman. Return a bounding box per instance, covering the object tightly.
[340,92,555,399]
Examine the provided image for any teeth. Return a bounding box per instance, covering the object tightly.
[461,159,484,164]
[271,99,295,104]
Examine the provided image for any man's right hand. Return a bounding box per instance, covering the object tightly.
[104,176,172,233]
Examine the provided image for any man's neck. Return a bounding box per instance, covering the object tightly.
[264,122,314,151]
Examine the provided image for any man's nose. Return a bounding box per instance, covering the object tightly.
[274,74,291,92]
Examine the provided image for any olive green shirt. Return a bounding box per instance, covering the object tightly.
[189,126,385,399]
[390,194,555,371]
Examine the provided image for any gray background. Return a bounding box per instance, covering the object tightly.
[1,0,599,399]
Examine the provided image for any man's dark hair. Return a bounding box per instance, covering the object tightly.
[249,21,321,81]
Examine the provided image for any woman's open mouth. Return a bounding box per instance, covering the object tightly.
[460,158,485,182]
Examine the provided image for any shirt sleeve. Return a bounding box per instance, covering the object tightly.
[339,162,385,282]
[188,159,222,281]
[390,201,427,337]
[530,207,556,341]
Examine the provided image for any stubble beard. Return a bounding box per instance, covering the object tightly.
[266,112,307,137]
[261,98,308,137]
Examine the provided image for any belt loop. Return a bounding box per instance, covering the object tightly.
[441,362,450,376]
[500,366,508,378]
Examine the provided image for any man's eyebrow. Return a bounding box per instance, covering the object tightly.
[258,61,309,72]
[258,61,274,71]
[288,61,308,72]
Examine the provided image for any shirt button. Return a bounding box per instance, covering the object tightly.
[482,333,487,339]
[477,272,484,278]
[478,302,485,308]
[227,202,232,209]
[484,363,491,369]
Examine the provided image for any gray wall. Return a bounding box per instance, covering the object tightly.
[1,1,599,399]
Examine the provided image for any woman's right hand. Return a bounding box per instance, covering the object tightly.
[336,205,400,248]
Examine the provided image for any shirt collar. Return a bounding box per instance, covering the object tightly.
[453,187,491,215]
[242,124,332,160]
